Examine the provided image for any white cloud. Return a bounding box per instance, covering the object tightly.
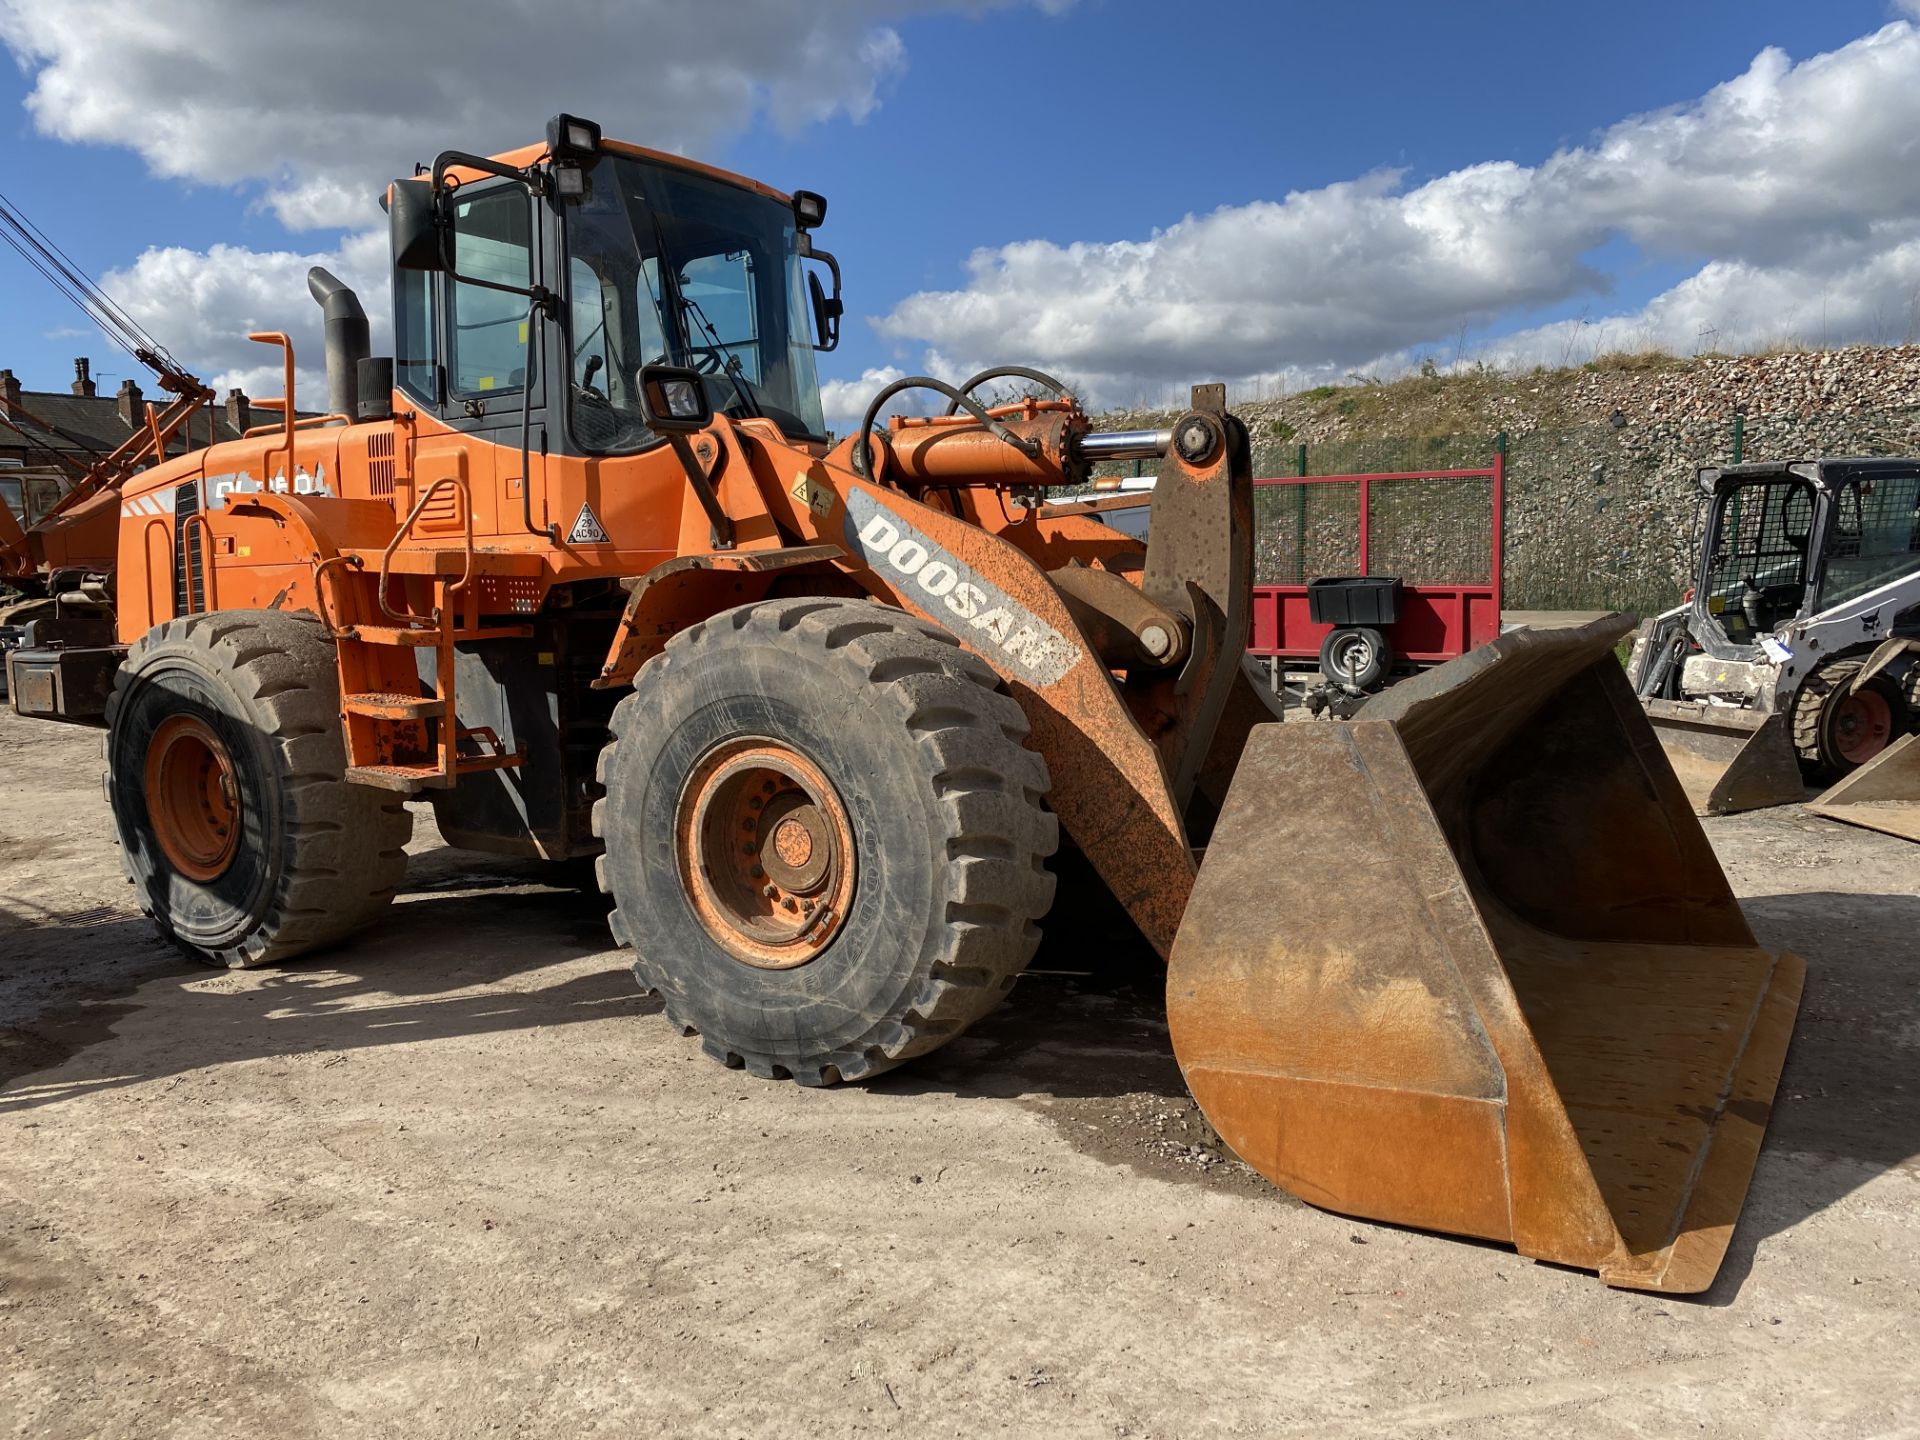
[818,366,908,430]
[100,230,390,402]
[875,22,1920,404]
[0,0,1056,231]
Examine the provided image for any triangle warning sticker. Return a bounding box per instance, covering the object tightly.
[568,503,610,545]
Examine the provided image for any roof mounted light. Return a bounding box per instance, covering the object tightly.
[547,113,602,160]
[792,190,827,231]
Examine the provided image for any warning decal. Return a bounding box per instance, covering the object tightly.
[568,503,610,545]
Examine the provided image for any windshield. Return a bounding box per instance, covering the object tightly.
[564,156,826,451]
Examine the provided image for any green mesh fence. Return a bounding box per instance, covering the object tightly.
[1242,403,1920,616]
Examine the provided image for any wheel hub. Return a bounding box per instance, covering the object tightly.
[1833,688,1893,766]
[675,739,855,969]
[145,712,241,882]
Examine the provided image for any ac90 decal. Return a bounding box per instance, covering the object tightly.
[842,489,1079,688]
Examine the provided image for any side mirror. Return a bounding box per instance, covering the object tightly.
[638,364,713,434]
[803,243,844,353]
[389,178,445,272]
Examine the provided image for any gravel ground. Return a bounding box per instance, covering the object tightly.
[1,705,1916,1438]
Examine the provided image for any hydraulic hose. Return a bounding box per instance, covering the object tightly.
[850,376,1039,480]
[938,365,1075,416]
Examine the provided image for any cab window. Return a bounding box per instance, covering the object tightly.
[448,186,536,398]
[394,267,437,403]
[1822,471,1920,608]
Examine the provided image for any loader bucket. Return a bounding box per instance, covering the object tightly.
[1642,699,1807,815]
[1808,731,1920,843]
[1167,616,1804,1293]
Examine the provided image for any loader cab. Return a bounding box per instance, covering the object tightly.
[1692,459,1920,651]
[388,121,837,459]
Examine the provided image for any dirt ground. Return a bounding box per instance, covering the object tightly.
[0,704,1916,1439]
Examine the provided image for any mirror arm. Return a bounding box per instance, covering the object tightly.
[802,241,844,353]
[668,433,735,550]
[428,150,550,293]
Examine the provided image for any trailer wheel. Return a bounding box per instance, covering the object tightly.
[1792,657,1908,783]
[1319,626,1389,690]
[104,610,411,967]
[593,597,1058,1084]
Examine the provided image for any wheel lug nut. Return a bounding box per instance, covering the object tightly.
[762,884,779,898]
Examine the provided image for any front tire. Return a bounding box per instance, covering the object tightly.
[1792,657,1908,783]
[593,598,1057,1084]
[105,610,411,967]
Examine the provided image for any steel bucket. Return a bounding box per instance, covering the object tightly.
[1167,617,1803,1292]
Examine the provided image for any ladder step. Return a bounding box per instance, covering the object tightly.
[346,763,451,793]
[350,624,536,647]
[343,691,446,720]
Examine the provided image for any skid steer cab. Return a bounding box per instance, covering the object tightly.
[1629,458,1920,824]
[9,115,1806,1293]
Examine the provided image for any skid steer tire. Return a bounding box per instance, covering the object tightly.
[1792,656,1908,784]
[593,597,1058,1085]
[104,609,411,968]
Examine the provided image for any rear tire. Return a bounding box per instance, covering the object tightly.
[105,610,411,967]
[1791,657,1908,783]
[1319,625,1389,690]
[593,597,1058,1084]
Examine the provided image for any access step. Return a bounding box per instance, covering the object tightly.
[341,691,446,721]
[348,624,536,647]
[346,749,526,794]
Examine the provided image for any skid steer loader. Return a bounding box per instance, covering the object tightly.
[7,118,1802,1292]
[1629,459,1920,840]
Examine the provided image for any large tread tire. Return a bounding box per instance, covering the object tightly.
[104,609,411,968]
[1791,656,1908,784]
[593,597,1057,1085]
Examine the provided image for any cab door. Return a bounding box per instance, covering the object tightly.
[394,178,553,543]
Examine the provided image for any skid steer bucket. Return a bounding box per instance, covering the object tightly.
[1642,699,1806,815]
[1167,616,1803,1293]
[1808,731,1920,843]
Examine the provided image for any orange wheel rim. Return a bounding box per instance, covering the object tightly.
[1834,689,1892,766]
[145,713,241,882]
[675,738,856,970]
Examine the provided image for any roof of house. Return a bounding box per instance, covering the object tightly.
[0,386,246,461]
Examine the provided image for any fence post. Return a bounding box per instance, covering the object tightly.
[1293,443,1307,584]
[1358,474,1371,575]
[1492,432,1507,623]
[1731,414,1745,465]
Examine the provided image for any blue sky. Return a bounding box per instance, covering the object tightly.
[3,0,1917,420]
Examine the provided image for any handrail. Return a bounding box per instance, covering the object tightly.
[378,476,473,624]
[247,331,298,489]
[243,411,350,438]
[312,553,366,637]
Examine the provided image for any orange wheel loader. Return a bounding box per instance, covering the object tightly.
[5,117,1803,1292]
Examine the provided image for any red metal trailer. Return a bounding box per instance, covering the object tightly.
[1248,454,1504,688]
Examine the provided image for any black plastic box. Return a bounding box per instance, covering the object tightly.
[1306,576,1402,627]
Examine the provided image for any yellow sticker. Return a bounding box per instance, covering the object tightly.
[537,652,555,666]
[1708,595,1726,614]
[518,322,528,344]
[237,546,251,558]
[478,376,495,391]
[790,471,835,519]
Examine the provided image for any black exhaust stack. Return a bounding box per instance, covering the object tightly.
[306,266,369,422]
